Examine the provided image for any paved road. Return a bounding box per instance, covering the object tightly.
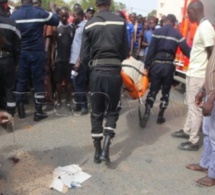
[0,88,213,195]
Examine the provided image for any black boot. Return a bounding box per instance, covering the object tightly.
[17,103,26,119]
[34,104,48,122]
[157,108,166,124]
[99,135,112,163]
[93,139,102,164]
[139,105,151,128]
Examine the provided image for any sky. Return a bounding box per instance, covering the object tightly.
[115,0,158,16]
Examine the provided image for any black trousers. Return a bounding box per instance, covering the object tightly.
[0,57,16,112]
[90,69,122,139]
[146,62,175,109]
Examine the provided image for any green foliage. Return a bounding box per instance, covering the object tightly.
[68,0,126,12]
[9,0,126,12]
[147,9,157,17]
[42,0,67,10]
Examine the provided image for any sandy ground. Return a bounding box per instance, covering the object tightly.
[0,88,214,195]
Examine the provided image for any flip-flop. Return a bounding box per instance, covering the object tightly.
[186,163,208,173]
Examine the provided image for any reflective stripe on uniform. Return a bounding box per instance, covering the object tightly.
[85,21,124,30]
[152,34,185,43]
[91,133,103,138]
[104,127,115,131]
[0,23,21,38]
[34,94,45,99]
[15,12,53,24]
[7,102,16,107]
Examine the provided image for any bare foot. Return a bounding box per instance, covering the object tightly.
[186,163,208,173]
[196,176,215,187]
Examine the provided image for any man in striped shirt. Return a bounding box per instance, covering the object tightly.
[10,0,59,121]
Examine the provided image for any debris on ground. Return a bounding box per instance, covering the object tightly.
[50,164,91,193]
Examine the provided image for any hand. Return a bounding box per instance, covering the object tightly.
[143,69,148,76]
[74,59,81,71]
[202,101,214,116]
[0,112,12,124]
[195,91,204,106]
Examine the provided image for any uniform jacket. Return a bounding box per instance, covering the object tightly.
[10,5,59,52]
[145,24,191,69]
[80,10,129,68]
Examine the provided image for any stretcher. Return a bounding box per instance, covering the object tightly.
[121,57,149,123]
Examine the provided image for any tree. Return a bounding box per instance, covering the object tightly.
[113,2,126,11]
[9,0,21,7]
[68,0,126,12]
[147,9,157,17]
[42,0,68,10]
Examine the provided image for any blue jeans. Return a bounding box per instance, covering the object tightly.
[200,100,215,179]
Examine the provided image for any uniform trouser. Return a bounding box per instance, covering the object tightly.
[90,69,122,140]
[16,51,46,103]
[145,62,175,109]
[199,102,215,179]
[0,57,16,113]
[73,66,87,109]
[183,77,205,144]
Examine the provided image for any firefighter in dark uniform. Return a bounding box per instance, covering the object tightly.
[10,0,59,121]
[0,0,20,117]
[80,0,129,164]
[141,14,190,128]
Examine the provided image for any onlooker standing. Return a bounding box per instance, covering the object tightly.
[68,3,81,24]
[130,13,142,59]
[185,44,215,187]
[81,0,128,163]
[172,1,215,151]
[0,0,20,117]
[85,7,95,21]
[54,7,75,110]
[142,17,156,58]
[70,8,88,115]
[10,0,59,121]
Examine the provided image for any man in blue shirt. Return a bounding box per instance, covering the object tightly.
[142,18,156,57]
[10,0,59,121]
[70,8,88,115]
[130,13,143,59]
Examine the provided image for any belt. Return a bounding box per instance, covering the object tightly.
[0,50,12,58]
[155,51,174,61]
[89,58,121,67]
[154,60,173,64]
